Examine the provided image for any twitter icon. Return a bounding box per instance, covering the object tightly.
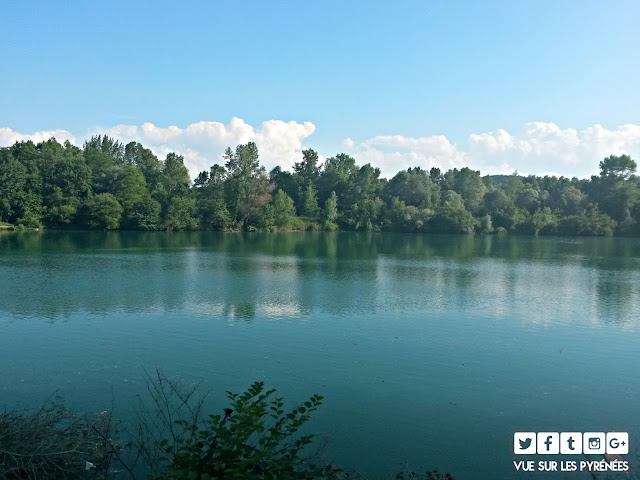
[514,432,537,454]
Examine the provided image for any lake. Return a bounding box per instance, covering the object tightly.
[1,231,639,479]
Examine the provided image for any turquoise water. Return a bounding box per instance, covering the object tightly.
[1,231,640,479]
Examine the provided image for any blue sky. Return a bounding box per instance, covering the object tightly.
[1,1,639,178]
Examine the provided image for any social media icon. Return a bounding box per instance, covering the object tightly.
[583,432,605,454]
[537,432,559,454]
[514,432,537,454]
[560,432,583,454]
[606,432,628,455]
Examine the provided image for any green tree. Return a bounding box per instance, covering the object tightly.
[269,166,297,204]
[294,149,321,185]
[0,149,38,225]
[272,189,295,228]
[115,165,147,207]
[503,171,524,199]
[479,214,494,234]
[599,154,637,180]
[84,135,125,160]
[515,187,542,213]
[84,135,126,194]
[7,141,43,226]
[292,149,321,209]
[558,207,616,236]
[126,193,161,230]
[160,153,192,207]
[559,185,585,215]
[165,196,198,231]
[483,188,512,214]
[343,164,384,230]
[430,191,477,234]
[40,139,91,226]
[322,191,338,230]
[80,193,123,229]
[384,167,440,209]
[198,164,231,230]
[445,167,487,214]
[225,143,271,228]
[317,153,357,206]
[527,207,556,235]
[124,142,164,194]
[588,155,639,230]
[303,182,320,218]
[429,167,444,186]
[385,197,432,232]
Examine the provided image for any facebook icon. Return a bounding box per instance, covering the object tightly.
[537,432,560,454]
[561,432,583,454]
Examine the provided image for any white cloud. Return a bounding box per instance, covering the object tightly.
[342,138,355,149]
[0,119,316,179]
[467,122,640,177]
[0,127,75,146]
[343,133,467,178]
[93,118,316,177]
[2,120,640,180]
[347,122,640,178]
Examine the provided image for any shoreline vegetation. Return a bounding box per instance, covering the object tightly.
[1,136,639,236]
[0,369,455,480]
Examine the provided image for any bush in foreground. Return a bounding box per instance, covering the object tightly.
[0,370,458,480]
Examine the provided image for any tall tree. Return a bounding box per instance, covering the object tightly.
[272,189,295,228]
[39,139,91,226]
[198,164,230,230]
[160,153,191,208]
[323,191,338,228]
[124,142,163,194]
[303,182,320,218]
[384,167,440,209]
[79,193,123,230]
[224,142,271,228]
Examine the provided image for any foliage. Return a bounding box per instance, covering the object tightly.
[430,191,476,234]
[0,395,121,480]
[557,208,617,236]
[272,189,296,228]
[156,382,341,480]
[132,370,346,480]
[383,168,440,209]
[80,193,123,230]
[1,136,639,236]
[164,196,198,231]
[0,368,470,480]
[303,182,320,218]
[323,191,339,224]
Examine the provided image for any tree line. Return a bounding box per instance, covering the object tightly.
[1,135,639,236]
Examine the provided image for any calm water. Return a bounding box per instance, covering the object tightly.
[1,231,640,479]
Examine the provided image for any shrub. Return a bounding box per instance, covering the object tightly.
[286,216,309,231]
[323,221,339,231]
[152,381,341,480]
[0,395,121,479]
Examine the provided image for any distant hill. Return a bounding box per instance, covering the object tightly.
[488,174,519,184]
